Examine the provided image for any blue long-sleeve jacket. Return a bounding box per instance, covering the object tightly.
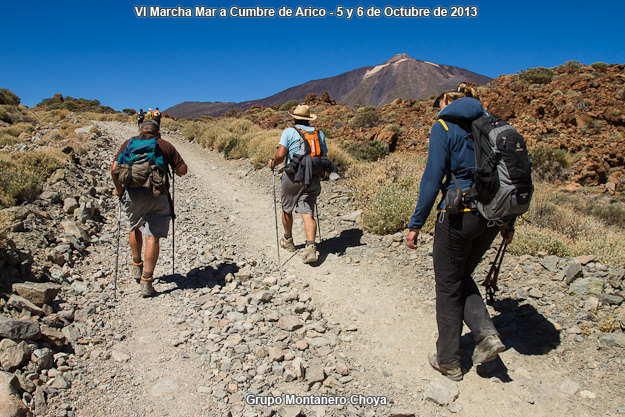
[407,97,485,230]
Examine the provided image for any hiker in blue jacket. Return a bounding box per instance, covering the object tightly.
[405,80,514,381]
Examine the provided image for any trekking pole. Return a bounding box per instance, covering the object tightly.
[271,167,281,270]
[483,240,507,305]
[113,197,122,302]
[171,171,175,276]
[315,203,322,243]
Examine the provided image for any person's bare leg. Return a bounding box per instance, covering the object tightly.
[301,213,318,264]
[129,229,143,261]
[282,211,293,236]
[139,236,159,297]
[144,236,160,276]
[302,214,316,242]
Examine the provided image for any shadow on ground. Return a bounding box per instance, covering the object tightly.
[157,262,239,294]
[313,228,365,265]
[461,297,561,381]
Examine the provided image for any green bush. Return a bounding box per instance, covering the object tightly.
[223,107,243,118]
[0,89,20,105]
[362,184,416,235]
[591,62,608,70]
[384,124,400,133]
[560,60,582,70]
[123,108,137,115]
[345,140,389,162]
[63,101,80,111]
[319,127,332,138]
[530,145,571,182]
[519,67,555,84]
[349,107,380,129]
[279,100,299,111]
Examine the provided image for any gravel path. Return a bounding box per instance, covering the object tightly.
[41,121,625,417]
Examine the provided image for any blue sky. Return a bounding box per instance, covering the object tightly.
[1,1,623,111]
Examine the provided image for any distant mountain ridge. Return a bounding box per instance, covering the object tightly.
[165,53,492,118]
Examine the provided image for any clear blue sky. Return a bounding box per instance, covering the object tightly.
[1,0,623,111]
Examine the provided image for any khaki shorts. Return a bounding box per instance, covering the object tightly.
[281,173,321,215]
[123,188,172,238]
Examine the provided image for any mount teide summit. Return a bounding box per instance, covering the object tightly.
[165,53,492,117]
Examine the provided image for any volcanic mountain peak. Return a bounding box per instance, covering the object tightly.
[364,53,415,79]
[165,53,492,117]
[386,52,412,62]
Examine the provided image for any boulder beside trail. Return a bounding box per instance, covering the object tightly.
[0,371,30,417]
[12,282,61,307]
[0,317,40,341]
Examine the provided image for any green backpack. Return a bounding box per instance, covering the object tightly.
[115,135,168,196]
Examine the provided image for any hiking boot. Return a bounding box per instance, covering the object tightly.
[428,351,463,381]
[472,335,505,365]
[302,243,318,264]
[140,276,156,298]
[280,237,296,252]
[132,261,143,283]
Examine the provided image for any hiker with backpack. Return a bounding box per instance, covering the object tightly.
[405,79,532,381]
[267,104,337,264]
[111,120,187,297]
[153,107,161,126]
[137,109,145,129]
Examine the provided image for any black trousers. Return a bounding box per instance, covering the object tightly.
[432,211,500,367]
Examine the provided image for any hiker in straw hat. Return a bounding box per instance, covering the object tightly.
[268,104,329,264]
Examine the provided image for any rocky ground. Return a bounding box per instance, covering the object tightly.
[1,120,624,417]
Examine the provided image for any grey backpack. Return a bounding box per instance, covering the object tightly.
[470,115,533,221]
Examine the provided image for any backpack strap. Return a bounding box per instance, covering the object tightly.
[293,126,315,156]
[439,115,473,135]
[437,119,449,131]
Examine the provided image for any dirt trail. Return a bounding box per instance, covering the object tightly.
[66,121,618,417]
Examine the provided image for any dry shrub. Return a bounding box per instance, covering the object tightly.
[38,109,70,124]
[0,105,37,124]
[197,125,227,149]
[508,224,571,258]
[89,125,102,136]
[599,315,620,333]
[509,187,625,266]
[348,153,435,234]
[0,134,19,146]
[82,112,131,122]
[228,129,281,162]
[251,137,279,169]
[362,184,417,234]
[181,121,203,141]
[0,122,33,138]
[0,149,67,207]
[213,130,236,152]
[348,153,425,204]
[326,144,356,172]
[160,118,182,131]
[220,118,259,136]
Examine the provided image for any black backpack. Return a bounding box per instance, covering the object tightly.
[469,114,533,221]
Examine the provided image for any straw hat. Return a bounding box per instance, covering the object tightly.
[289,104,317,121]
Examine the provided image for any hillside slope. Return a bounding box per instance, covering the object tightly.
[165,53,491,117]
